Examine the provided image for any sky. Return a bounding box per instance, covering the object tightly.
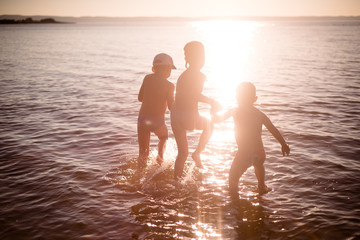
[0,0,360,17]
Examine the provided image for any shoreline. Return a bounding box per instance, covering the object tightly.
[0,17,73,24]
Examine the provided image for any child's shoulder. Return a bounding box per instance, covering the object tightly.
[143,73,155,81]
[148,73,174,89]
[250,105,265,115]
[252,106,268,121]
[144,73,168,82]
[234,105,265,117]
[181,69,206,79]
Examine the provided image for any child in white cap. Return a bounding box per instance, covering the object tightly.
[137,53,176,168]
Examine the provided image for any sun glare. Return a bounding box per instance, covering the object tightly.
[191,20,263,108]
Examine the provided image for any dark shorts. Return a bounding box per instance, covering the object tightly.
[138,115,166,132]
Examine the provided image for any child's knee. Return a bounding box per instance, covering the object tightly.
[205,118,213,131]
[155,125,168,140]
[253,158,264,168]
[195,116,212,131]
[157,130,168,141]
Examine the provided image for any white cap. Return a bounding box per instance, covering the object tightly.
[153,53,176,69]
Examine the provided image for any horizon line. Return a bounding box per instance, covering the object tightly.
[1,14,360,19]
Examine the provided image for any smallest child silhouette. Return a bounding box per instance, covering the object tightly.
[137,53,176,168]
[212,82,290,198]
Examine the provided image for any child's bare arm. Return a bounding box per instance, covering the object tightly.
[212,108,234,123]
[167,84,175,110]
[198,94,222,112]
[263,114,290,156]
[198,93,214,105]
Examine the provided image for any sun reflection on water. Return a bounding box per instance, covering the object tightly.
[191,20,264,108]
[130,21,267,239]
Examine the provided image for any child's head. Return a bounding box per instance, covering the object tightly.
[152,53,176,78]
[184,41,205,69]
[236,82,258,106]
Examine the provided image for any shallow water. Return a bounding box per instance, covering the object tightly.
[1,20,360,239]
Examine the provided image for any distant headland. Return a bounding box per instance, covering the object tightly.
[0,17,71,24]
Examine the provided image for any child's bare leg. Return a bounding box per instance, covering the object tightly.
[137,126,150,168]
[254,164,265,188]
[229,152,249,199]
[254,162,270,194]
[157,139,166,160]
[174,135,188,179]
[154,125,168,164]
[171,121,188,180]
[192,117,213,167]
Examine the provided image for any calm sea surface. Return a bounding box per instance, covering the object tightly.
[0,20,359,239]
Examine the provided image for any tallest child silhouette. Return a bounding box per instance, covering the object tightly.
[171,41,221,180]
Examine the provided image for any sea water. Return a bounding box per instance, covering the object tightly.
[0,19,359,239]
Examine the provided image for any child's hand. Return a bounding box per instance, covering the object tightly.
[281,144,290,156]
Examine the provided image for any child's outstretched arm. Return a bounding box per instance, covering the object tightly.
[212,108,235,123]
[198,93,222,116]
[263,114,290,156]
[198,94,220,108]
